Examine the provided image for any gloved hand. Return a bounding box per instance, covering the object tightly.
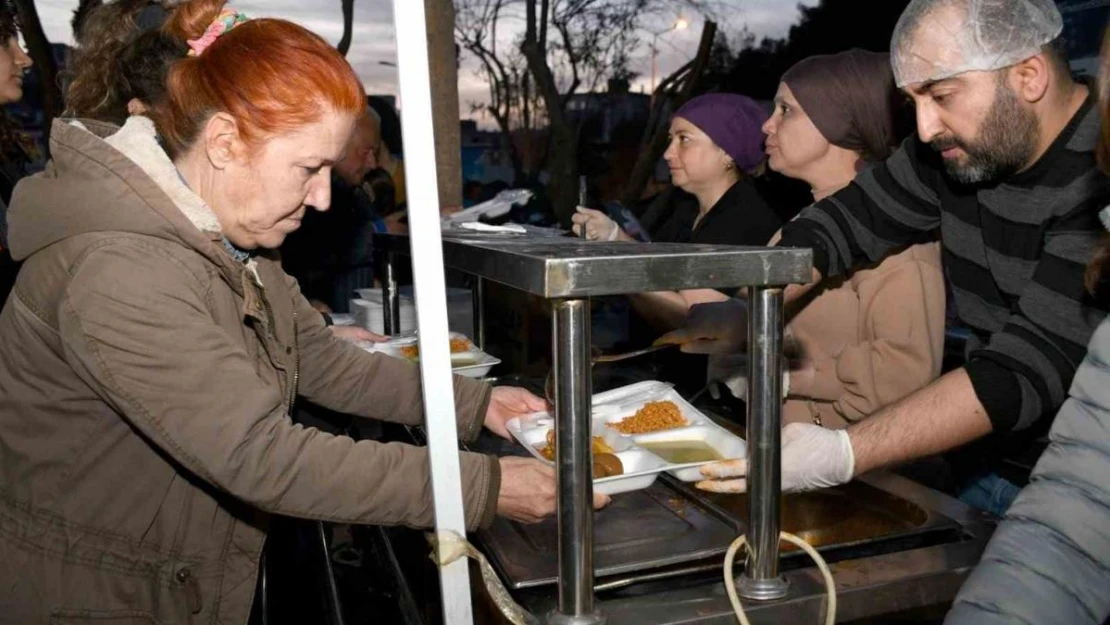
[656,298,749,355]
[571,206,622,242]
[706,353,790,401]
[695,422,855,493]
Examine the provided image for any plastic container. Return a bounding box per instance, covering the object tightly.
[506,381,747,494]
[354,332,500,378]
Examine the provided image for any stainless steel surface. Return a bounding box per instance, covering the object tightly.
[548,612,607,625]
[551,300,603,625]
[477,479,743,590]
[474,405,966,594]
[372,231,819,622]
[373,233,813,297]
[383,252,400,335]
[742,287,788,600]
[515,472,995,625]
[473,276,486,349]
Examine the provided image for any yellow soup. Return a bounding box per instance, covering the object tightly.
[639,439,723,464]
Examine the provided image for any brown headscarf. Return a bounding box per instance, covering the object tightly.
[782,49,905,162]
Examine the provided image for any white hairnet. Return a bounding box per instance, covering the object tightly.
[891,0,1063,87]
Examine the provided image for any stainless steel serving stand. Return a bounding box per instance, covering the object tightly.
[375,232,812,624]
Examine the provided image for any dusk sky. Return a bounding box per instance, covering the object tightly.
[33,0,817,122]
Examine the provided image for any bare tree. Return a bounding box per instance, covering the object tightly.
[456,0,717,222]
[426,0,464,209]
[455,0,531,183]
[337,0,355,56]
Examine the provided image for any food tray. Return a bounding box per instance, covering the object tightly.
[506,381,746,495]
[354,332,501,378]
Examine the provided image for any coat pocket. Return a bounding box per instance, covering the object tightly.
[49,610,160,625]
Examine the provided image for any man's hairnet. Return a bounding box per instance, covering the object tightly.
[891,0,1063,88]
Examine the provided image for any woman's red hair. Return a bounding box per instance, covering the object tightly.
[155,0,365,158]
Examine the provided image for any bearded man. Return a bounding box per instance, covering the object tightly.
[671,0,1110,516]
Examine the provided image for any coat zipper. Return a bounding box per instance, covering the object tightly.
[288,309,300,415]
[255,281,297,415]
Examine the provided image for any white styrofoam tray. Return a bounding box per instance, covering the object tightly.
[506,381,747,494]
[354,332,501,378]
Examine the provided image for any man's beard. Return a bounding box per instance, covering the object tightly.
[932,80,1040,185]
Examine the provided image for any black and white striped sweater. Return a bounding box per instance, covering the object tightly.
[779,94,1110,433]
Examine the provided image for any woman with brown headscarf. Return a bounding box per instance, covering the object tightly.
[712,49,946,430]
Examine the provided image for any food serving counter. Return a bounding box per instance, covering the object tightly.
[373,231,993,624]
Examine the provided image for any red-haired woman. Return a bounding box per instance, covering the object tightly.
[0,3,595,622]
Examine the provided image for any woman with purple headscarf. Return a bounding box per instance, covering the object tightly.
[573,94,782,331]
[572,93,782,394]
[709,49,947,435]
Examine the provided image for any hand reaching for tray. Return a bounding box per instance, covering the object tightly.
[695,423,855,493]
[484,386,550,439]
[497,457,611,524]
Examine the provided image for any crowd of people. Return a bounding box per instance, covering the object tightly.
[0,0,1106,623]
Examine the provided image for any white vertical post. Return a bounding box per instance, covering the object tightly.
[391,2,475,624]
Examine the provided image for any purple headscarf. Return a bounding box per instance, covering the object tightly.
[673,94,768,172]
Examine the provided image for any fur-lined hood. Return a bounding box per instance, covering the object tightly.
[6,116,253,284]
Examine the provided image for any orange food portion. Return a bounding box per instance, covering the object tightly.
[610,400,686,434]
[538,429,614,461]
[399,337,472,360]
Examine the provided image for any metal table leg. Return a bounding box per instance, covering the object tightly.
[549,299,605,625]
[738,287,789,601]
[473,277,486,350]
[383,253,400,335]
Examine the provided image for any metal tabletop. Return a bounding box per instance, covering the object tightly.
[373,233,812,297]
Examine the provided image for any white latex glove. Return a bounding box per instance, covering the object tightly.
[656,298,749,355]
[695,422,855,493]
[706,353,790,401]
[570,206,621,241]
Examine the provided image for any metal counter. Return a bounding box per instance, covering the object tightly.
[375,232,811,624]
[507,471,994,624]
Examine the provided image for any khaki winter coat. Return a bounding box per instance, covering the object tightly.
[0,117,499,625]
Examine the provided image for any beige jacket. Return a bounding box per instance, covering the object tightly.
[0,118,498,625]
[784,242,946,428]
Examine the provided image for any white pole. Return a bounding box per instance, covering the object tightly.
[391,1,475,624]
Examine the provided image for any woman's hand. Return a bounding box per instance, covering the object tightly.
[496,456,610,523]
[656,297,750,354]
[484,386,549,439]
[571,206,624,241]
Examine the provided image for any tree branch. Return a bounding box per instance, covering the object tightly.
[337,0,355,56]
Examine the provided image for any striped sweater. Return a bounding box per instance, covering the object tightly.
[779,95,1110,433]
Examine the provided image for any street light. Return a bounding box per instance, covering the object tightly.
[650,16,689,93]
